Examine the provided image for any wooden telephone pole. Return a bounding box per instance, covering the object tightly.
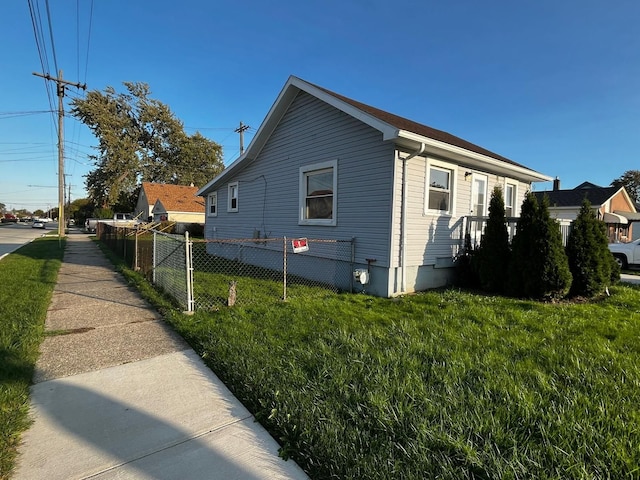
[33,70,86,238]
[235,121,250,155]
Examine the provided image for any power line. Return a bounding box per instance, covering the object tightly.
[83,0,94,84]
[27,0,57,129]
[44,0,59,75]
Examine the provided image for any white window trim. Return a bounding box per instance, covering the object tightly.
[424,158,456,216]
[227,182,238,213]
[471,173,488,217]
[504,180,518,217]
[299,159,337,226]
[207,192,218,217]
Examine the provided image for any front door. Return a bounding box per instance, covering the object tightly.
[471,174,488,244]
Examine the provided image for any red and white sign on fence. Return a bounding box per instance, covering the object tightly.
[291,237,309,253]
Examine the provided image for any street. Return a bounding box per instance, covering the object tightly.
[0,222,59,259]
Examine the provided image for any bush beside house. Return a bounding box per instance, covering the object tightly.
[475,186,510,293]
[566,199,620,297]
[466,190,617,301]
[508,193,572,299]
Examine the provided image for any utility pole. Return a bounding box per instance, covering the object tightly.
[33,70,86,238]
[234,121,250,155]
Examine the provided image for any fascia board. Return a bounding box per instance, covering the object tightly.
[397,130,553,183]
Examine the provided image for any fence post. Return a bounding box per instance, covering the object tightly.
[350,237,355,293]
[134,228,139,271]
[152,230,157,284]
[283,236,287,301]
[184,231,194,313]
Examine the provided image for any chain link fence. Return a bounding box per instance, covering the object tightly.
[192,237,354,310]
[98,224,354,312]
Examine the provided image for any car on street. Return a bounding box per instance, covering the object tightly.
[32,220,46,229]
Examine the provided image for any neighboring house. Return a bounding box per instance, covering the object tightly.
[197,76,551,297]
[533,180,638,243]
[135,182,204,226]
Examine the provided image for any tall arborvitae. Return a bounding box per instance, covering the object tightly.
[509,193,572,299]
[508,192,538,297]
[476,186,510,293]
[566,198,617,297]
[534,195,572,299]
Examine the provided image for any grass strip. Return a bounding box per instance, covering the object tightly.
[98,240,640,479]
[0,237,64,479]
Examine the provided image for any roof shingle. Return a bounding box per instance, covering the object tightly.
[142,182,204,213]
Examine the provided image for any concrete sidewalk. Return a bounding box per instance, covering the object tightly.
[14,233,309,480]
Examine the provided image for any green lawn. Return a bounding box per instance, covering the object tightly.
[0,237,64,479]
[103,246,640,479]
[168,287,640,479]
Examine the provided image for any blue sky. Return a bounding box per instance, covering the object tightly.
[1,0,638,212]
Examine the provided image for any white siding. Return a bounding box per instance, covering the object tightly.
[389,151,534,293]
[205,92,395,268]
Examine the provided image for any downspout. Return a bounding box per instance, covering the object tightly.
[399,143,426,294]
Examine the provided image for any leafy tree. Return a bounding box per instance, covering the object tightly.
[69,198,93,225]
[71,82,224,208]
[566,199,618,297]
[476,186,510,293]
[611,170,640,203]
[509,193,572,299]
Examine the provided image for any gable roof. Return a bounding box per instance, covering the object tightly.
[141,182,204,213]
[533,184,628,208]
[312,83,519,166]
[198,76,551,196]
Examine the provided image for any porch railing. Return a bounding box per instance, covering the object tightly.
[463,216,573,249]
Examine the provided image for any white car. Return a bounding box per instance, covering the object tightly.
[609,238,640,269]
[32,220,46,229]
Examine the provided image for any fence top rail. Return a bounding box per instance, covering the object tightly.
[194,237,354,244]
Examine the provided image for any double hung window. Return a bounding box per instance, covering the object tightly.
[207,192,217,217]
[227,182,238,212]
[299,160,337,226]
[426,161,455,214]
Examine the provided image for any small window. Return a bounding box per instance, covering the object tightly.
[505,182,517,217]
[299,160,337,226]
[426,162,455,214]
[227,182,238,212]
[207,192,217,217]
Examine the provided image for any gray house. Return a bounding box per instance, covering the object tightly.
[197,76,551,297]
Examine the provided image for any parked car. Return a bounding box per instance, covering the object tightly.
[85,213,144,233]
[1,213,18,223]
[609,239,640,269]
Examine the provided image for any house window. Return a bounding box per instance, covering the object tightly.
[227,182,238,212]
[207,192,217,217]
[299,160,337,226]
[426,161,455,214]
[505,182,517,217]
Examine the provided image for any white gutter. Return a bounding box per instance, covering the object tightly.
[399,143,426,294]
[396,131,553,183]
